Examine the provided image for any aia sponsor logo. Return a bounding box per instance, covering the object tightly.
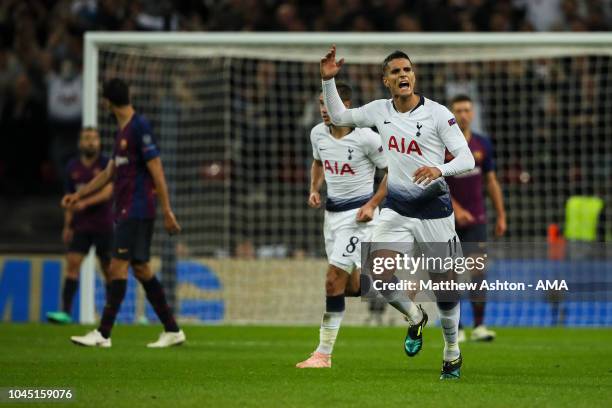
[324,160,355,175]
[388,135,422,156]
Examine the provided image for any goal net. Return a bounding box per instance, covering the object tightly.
[81,33,612,326]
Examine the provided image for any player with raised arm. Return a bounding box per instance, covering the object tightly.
[47,128,113,324]
[320,46,475,379]
[296,83,388,368]
[65,78,185,348]
[447,94,506,342]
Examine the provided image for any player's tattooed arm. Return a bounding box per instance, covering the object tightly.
[146,157,181,235]
[308,160,324,208]
[357,170,388,222]
[62,160,115,208]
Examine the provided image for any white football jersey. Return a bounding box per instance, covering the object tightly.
[350,96,469,219]
[310,123,387,212]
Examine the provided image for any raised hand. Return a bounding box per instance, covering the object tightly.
[320,45,345,80]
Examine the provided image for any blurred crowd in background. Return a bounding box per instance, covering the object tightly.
[1,0,611,253]
[1,0,611,195]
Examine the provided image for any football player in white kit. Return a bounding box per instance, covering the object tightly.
[320,46,475,379]
[296,82,388,368]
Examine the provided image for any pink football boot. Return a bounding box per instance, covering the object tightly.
[296,352,332,368]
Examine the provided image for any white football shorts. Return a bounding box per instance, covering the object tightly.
[324,207,377,273]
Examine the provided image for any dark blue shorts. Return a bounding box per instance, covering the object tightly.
[112,219,155,263]
[68,231,113,262]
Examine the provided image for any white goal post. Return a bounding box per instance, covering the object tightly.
[79,32,612,325]
[83,32,612,125]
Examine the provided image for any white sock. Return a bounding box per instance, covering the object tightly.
[438,302,461,361]
[382,290,422,323]
[316,311,344,355]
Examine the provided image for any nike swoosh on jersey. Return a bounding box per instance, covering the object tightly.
[384,120,391,124]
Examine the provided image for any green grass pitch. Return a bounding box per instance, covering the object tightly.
[1,324,612,407]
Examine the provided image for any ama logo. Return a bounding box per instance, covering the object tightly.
[388,135,422,156]
[324,160,355,175]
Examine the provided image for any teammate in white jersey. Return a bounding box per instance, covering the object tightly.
[320,46,475,379]
[296,82,388,368]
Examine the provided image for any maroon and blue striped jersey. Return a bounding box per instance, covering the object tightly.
[112,113,160,221]
[65,156,113,232]
[445,132,495,226]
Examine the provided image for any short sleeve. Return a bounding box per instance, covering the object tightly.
[480,136,495,173]
[136,118,160,162]
[310,128,321,161]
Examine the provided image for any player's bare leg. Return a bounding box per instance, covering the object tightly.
[344,268,361,297]
[47,252,84,324]
[132,262,185,348]
[296,264,349,368]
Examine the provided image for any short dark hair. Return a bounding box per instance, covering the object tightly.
[102,78,130,106]
[382,51,412,75]
[336,81,352,102]
[450,94,473,107]
[319,81,352,102]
